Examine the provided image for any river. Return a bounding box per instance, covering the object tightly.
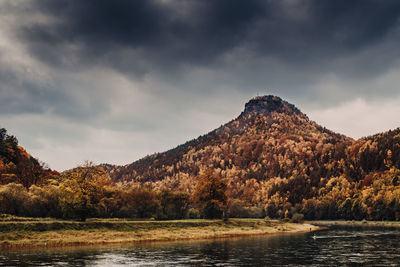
[1,225,400,266]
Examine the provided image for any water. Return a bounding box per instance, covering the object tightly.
[1,225,400,266]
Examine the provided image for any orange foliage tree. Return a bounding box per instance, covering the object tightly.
[192,169,228,219]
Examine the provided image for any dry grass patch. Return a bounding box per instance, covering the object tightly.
[0,218,320,249]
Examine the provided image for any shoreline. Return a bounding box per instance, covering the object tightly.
[0,219,321,250]
[309,220,400,228]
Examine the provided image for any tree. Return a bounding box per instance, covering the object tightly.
[0,183,30,216]
[119,186,159,218]
[28,185,63,218]
[192,169,227,219]
[157,189,190,219]
[58,164,111,221]
[0,127,54,188]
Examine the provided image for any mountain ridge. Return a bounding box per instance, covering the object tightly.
[106,95,352,185]
[105,95,352,177]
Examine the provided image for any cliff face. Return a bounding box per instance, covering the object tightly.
[242,95,303,117]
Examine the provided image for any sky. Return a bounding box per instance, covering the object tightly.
[1,0,400,171]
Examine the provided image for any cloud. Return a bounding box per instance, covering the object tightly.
[20,1,400,72]
[15,0,400,103]
[306,96,400,139]
[1,0,400,170]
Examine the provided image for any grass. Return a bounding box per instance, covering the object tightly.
[0,217,320,249]
[309,220,400,228]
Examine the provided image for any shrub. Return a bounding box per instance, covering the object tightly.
[188,208,200,219]
[264,216,272,226]
[0,183,30,216]
[290,213,304,223]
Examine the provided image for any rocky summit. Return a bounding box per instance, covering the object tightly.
[242,95,303,116]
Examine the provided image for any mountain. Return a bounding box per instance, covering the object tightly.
[109,97,343,194]
[104,96,400,218]
[0,128,57,188]
[1,96,399,221]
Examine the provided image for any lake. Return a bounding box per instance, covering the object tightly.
[1,225,400,266]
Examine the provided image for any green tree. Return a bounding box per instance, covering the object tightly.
[158,189,189,219]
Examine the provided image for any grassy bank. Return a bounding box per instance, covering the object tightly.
[0,217,320,249]
[309,220,400,228]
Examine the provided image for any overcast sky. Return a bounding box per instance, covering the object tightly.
[1,0,400,171]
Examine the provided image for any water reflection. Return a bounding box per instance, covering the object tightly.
[1,226,400,266]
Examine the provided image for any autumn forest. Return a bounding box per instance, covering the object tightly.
[1,96,400,221]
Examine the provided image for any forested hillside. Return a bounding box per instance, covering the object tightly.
[108,96,351,186]
[0,128,57,188]
[1,96,399,221]
[105,95,400,220]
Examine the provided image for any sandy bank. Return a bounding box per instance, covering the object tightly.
[0,219,321,250]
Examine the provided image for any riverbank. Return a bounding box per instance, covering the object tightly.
[309,220,400,228]
[0,217,320,249]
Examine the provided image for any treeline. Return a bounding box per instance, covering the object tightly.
[2,163,398,221]
[1,119,400,221]
[264,167,400,221]
[0,166,231,221]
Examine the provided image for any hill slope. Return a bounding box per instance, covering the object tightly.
[104,96,400,218]
[108,97,347,196]
[0,128,56,188]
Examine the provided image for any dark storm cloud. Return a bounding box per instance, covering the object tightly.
[3,0,400,170]
[21,0,400,76]
[24,0,265,66]
[4,0,400,119]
